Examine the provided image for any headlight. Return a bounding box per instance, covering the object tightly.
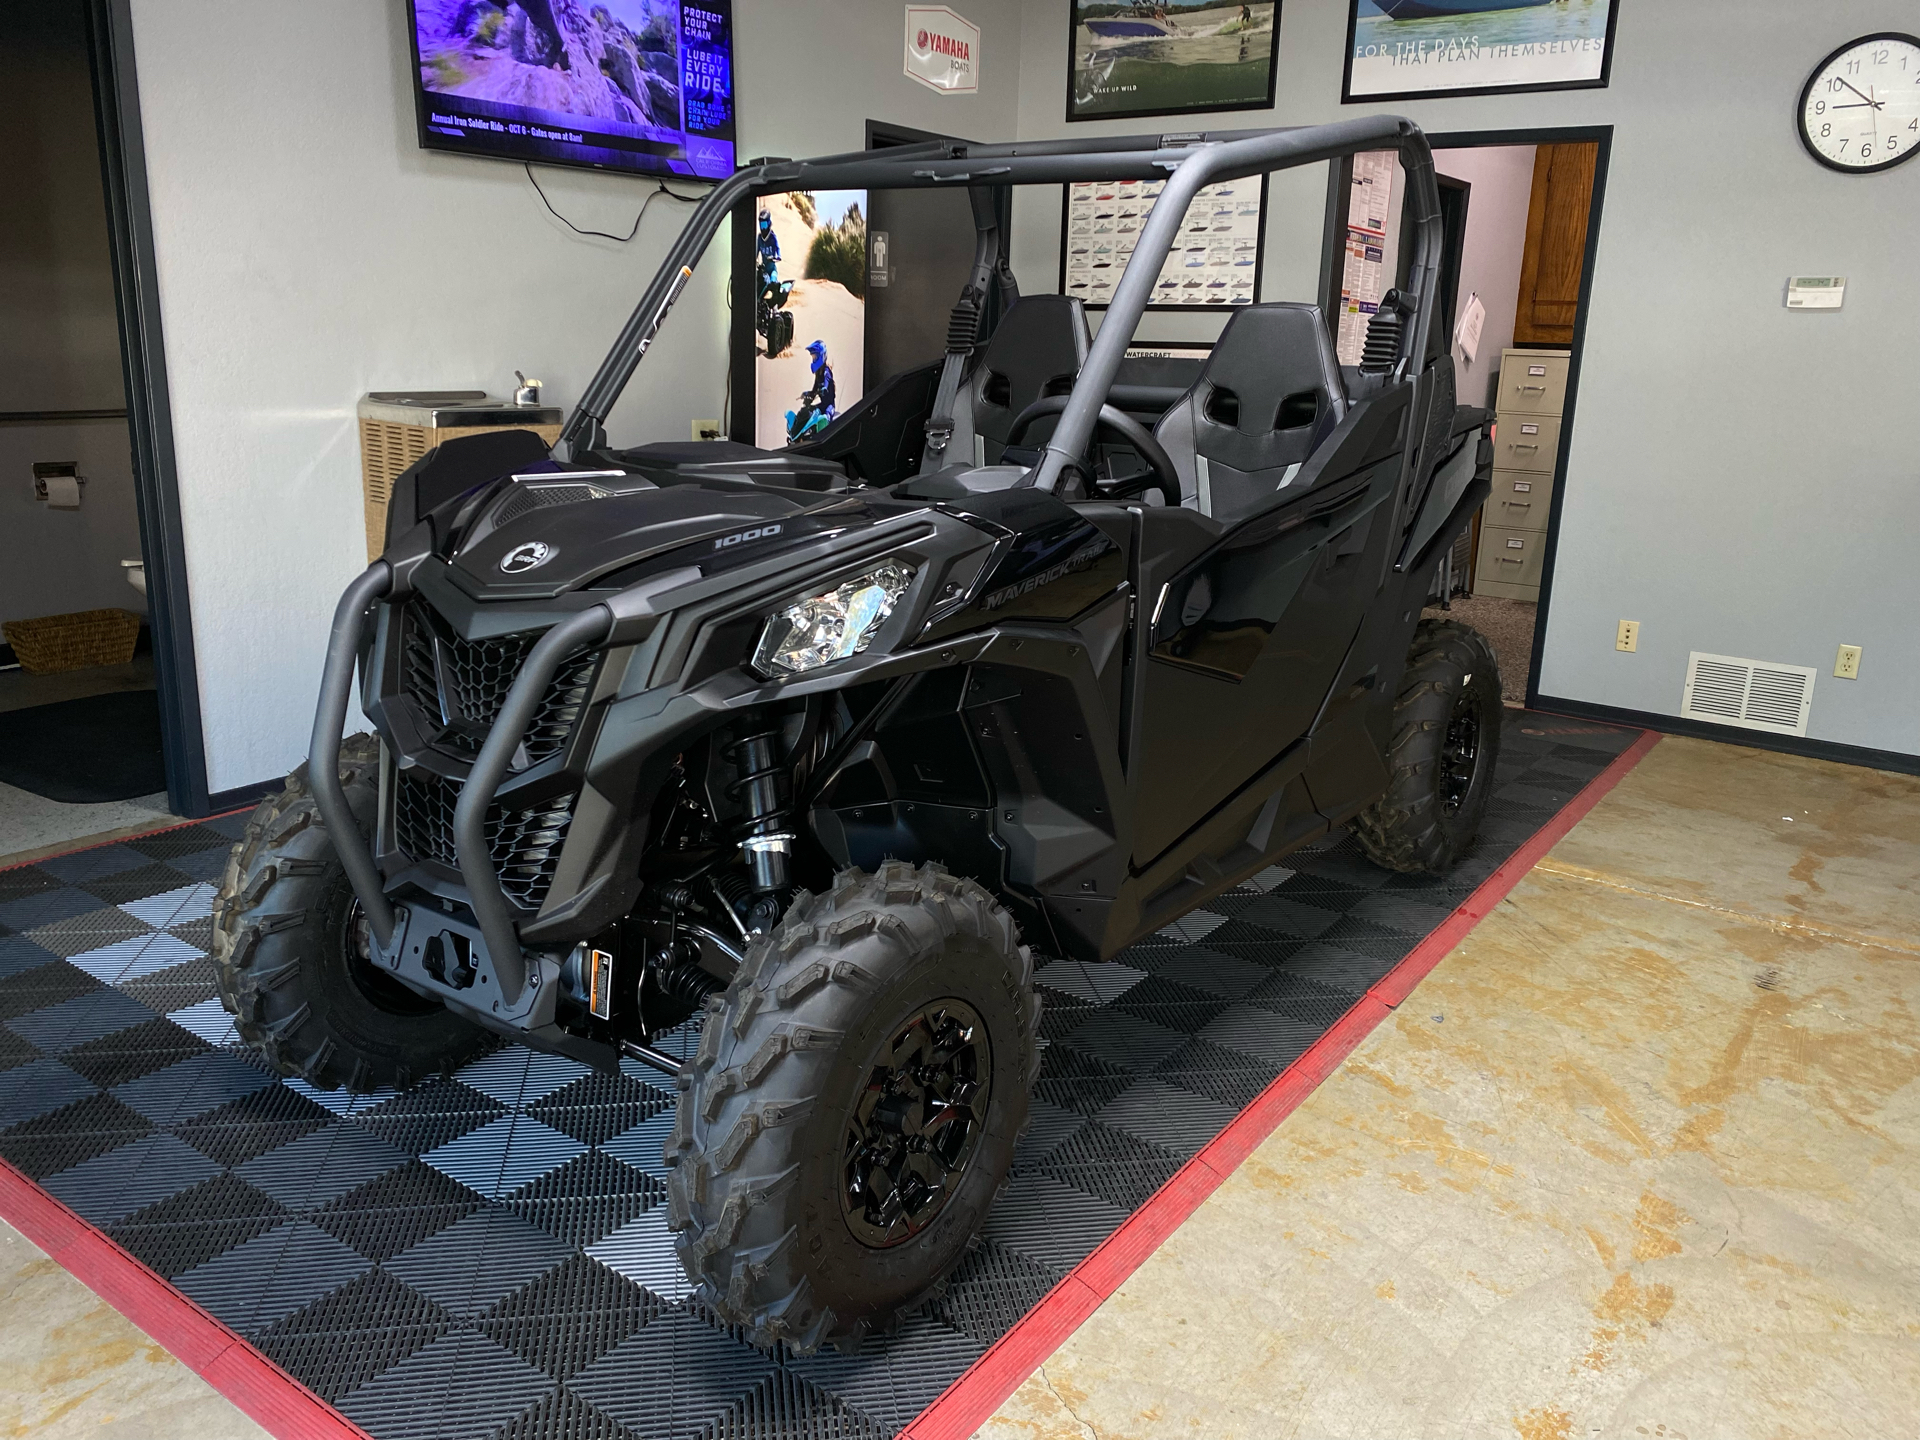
[752,561,916,677]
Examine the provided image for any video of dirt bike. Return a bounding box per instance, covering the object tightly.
[751,190,868,450]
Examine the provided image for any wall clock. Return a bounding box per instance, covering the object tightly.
[1799,33,1920,173]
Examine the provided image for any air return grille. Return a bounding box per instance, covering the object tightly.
[1682,653,1817,737]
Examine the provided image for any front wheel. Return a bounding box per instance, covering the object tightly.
[1353,619,1503,874]
[211,735,491,1090]
[666,862,1041,1352]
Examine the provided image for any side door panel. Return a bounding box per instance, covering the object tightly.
[1127,389,1412,867]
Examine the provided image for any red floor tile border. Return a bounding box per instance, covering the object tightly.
[0,735,1658,1440]
[900,728,1662,1440]
[0,1158,372,1440]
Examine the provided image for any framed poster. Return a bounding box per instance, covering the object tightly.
[1343,0,1619,104]
[1059,173,1267,310]
[1068,3,1281,123]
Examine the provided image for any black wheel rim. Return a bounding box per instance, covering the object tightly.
[1440,684,1483,816]
[841,998,992,1249]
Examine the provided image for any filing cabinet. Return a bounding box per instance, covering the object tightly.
[1496,352,1570,415]
[1493,413,1560,473]
[1487,472,1551,532]
[1476,525,1546,597]
[1476,347,1567,602]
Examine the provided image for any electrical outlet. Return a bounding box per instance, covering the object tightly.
[1616,620,1640,653]
[691,418,722,442]
[1834,644,1862,680]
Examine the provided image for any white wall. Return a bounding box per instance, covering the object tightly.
[1011,0,1920,760]
[129,0,1026,794]
[1433,144,1533,410]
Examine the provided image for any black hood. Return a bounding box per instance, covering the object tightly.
[443,475,906,602]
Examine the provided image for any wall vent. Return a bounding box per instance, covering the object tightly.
[1681,653,1817,737]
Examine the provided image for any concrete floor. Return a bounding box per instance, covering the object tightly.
[0,1218,268,1439]
[3,735,1915,1438]
[0,655,173,865]
[980,736,1920,1439]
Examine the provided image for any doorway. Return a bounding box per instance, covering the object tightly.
[1322,128,1610,705]
[1,3,206,861]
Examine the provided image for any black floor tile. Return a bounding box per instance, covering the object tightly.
[313,1158,487,1262]
[0,1089,153,1180]
[174,1081,337,1167]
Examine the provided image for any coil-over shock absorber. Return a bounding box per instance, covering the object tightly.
[727,725,793,896]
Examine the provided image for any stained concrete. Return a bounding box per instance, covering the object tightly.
[0,1218,269,1439]
[979,737,1920,1440]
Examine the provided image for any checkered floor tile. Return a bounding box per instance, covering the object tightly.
[0,716,1637,1438]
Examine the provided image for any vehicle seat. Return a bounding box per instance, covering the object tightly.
[945,296,1091,468]
[1153,303,1348,523]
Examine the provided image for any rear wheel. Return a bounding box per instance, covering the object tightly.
[211,735,490,1090]
[667,861,1041,1352]
[1353,619,1503,874]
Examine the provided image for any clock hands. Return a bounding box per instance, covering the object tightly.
[1836,76,1884,109]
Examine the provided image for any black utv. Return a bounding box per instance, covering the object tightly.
[214,116,1502,1352]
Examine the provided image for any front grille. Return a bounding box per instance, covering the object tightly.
[392,770,578,912]
[402,603,599,763]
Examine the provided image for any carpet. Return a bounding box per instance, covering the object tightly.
[0,691,165,804]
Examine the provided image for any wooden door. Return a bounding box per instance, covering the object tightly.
[1513,142,1597,347]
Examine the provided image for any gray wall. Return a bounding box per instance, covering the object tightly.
[3,8,146,632]
[127,0,1028,792]
[1011,0,1919,760]
[2,8,126,413]
[0,422,148,626]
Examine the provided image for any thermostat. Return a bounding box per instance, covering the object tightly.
[1787,276,1846,309]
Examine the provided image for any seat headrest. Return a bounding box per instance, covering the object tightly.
[975,296,1091,443]
[1189,303,1345,474]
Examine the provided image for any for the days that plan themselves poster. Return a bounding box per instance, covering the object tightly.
[1345,0,1618,103]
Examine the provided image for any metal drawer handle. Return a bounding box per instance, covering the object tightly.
[1519,384,1548,393]
[1511,442,1541,451]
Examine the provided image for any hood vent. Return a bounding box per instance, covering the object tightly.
[1682,652,1816,737]
[492,480,614,528]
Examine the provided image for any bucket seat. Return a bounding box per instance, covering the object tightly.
[1152,303,1348,522]
[947,296,1091,467]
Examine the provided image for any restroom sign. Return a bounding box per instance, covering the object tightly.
[905,6,980,94]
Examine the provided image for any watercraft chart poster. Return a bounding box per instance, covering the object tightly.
[1344,0,1619,103]
[1060,174,1267,310]
[1069,3,1280,123]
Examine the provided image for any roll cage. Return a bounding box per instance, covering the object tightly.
[559,115,1444,506]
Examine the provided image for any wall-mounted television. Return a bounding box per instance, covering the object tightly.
[408,0,735,181]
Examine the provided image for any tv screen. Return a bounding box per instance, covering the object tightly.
[409,1,735,181]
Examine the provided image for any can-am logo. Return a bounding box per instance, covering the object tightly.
[905,6,981,95]
[500,541,554,574]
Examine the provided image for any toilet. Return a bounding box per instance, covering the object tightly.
[122,558,146,596]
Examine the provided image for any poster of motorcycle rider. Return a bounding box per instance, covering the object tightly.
[753,190,867,449]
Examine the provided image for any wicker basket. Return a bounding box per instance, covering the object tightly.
[3,608,143,674]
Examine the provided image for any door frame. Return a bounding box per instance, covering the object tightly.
[85,0,227,817]
[1318,124,1615,710]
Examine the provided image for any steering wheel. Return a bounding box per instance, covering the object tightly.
[1005,397,1184,508]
